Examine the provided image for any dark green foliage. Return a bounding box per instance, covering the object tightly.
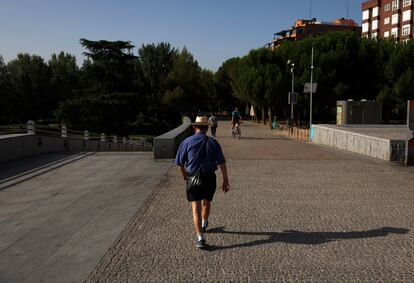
[5,54,51,122]
[0,40,220,135]
[0,56,14,123]
[49,52,80,108]
[3,32,414,131]
[220,32,414,123]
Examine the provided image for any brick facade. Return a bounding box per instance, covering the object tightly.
[362,0,413,40]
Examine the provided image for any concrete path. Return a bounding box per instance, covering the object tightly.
[87,121,414,282]
[0,152,171,283]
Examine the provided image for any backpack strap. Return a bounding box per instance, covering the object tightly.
[200,136,209,172]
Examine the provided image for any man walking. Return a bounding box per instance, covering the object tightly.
[208,114,218,137]
[175,116,230,249]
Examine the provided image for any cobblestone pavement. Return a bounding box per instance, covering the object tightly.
[88,122,414,282]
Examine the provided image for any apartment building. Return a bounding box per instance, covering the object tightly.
[362,0,413,40]
[267,18,361,49]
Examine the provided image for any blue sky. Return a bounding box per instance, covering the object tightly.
[0,0,363,71]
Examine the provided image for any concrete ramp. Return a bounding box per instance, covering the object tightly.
[0,152,171,283]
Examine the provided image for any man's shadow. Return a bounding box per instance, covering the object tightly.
[204,226,409,251]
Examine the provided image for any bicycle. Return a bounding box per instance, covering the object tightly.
[232,123,241,139]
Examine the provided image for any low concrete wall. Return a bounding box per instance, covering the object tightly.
[278,126,310,142]
[153,117,193,159]
[0,134,152,164]
[312,125,406,161]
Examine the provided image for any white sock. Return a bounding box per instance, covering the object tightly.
[197,233,205,241]
[202,219,208,227]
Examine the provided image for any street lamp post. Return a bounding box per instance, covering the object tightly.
[288,60,295,121]
[310,41,314,127]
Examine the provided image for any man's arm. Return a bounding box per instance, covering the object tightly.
[219,163,230,193]
[179,166,187,181]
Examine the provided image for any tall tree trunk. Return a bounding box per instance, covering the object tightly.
[268,106,272,129]
[261,106,266,125]
[253,105,259,122]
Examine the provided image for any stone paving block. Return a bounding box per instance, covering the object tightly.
[87,122,414,282]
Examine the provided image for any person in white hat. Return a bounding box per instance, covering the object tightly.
[175,116,230,249]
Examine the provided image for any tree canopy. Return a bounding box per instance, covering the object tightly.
[221,32,414,123]
[1,33,413,135]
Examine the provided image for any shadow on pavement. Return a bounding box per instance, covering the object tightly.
[241,137,290,141]
[0,153,77,181]
[204,226,409,251]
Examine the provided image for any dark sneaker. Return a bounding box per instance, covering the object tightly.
[196,239,206,249]
[202,220,209,233]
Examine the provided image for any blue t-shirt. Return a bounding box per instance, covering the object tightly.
[174,132,226,174]
[232,111,241,121]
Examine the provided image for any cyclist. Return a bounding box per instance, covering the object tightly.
[231,107,241,131]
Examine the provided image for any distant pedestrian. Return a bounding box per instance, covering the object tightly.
[175,116,230,249]
[250,105,255,121]
[208,114,218,137]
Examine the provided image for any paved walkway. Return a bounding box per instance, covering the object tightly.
[0,152,170,283]
[87,122,414,282]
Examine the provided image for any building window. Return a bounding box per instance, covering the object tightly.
[402,24,411,35]
[403,10,412,21]
[391,27,399,37]
[363,10,370,20]
[392,0,400,10]
[362,22,370,33]
[403,0,412,7]
[384,31,390,37]
[385,4,391,11]
[385,17,391,24]
[372,20,379,30]
[371,32,378,39]
[392,13,400,24]
[373,7,379,17]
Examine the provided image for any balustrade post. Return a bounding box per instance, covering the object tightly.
[84,130,89,140]
[61,125,67,138]
[27,120,35,134]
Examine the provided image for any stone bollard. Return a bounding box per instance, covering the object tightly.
[61,125,67,138]
[27,120,35,134]
[100,133,106,142]
[84,130,90,140]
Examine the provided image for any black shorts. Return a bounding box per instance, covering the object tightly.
[186,172,217,202]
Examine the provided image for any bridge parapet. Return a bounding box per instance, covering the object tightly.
[0,122,152,164]
[312,124,406,161]
[153,117,192,159]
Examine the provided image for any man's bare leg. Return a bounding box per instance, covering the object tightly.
[191,201,202,236]
[202,199,210,220]
[201,199,210,232]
